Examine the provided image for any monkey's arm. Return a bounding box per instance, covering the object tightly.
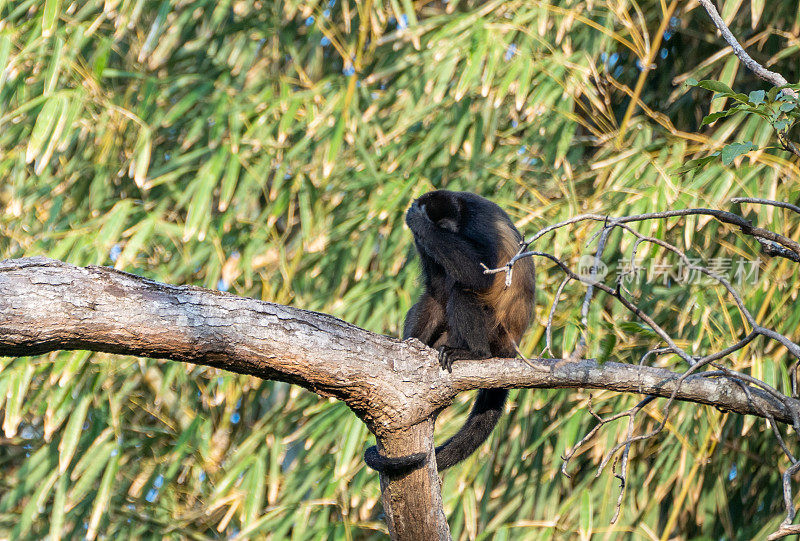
[439,287,491,371]
[402,293,446,346]
[406,205,494,290]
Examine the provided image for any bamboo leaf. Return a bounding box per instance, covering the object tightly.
[57,395,92,474]
[86,446,120,540]
[3,362,35,437]
[25,96,61,165]
[42,0,61,37]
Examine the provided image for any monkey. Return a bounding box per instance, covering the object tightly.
[364,190,535,474]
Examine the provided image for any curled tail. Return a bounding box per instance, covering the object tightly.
[363,389,508,474]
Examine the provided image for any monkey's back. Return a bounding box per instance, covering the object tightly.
[479,216,535,353]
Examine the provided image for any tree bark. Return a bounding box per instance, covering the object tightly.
[374,420,450,541]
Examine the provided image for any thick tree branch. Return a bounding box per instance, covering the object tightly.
[0,257,442,434]
[2,256,799,428]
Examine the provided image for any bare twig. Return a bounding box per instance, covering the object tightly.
[776,131,800,159]
[545,276,572,357]
[731,197,800,216]
[576,224,614,356]
[696,0,797,97]
[514,208,800,261]
[769,524,800,540]
[561,393,655,522]
[696,0,800,167]
[611,395,655,523]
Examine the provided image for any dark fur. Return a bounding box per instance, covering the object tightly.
[364,190,535,474]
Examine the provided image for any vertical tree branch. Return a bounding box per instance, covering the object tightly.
[373,420,450,541]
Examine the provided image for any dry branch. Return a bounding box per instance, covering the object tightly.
[696,0,796,96]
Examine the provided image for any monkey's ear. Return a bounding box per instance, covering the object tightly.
[435,217,459,232]
[418,193,461,232]
[419,191,460,222]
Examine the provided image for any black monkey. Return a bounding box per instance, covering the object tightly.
[364,190,535,474]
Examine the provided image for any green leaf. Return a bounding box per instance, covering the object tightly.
[93,38,111,78]
[748,90,765,105]
[243,450,267,525]
[96,200,133,252]
[597,332,617,364]
[218,147,240,212]
[701,109,738,125]
[671,153,719,174]
[0,33,11,94]
[44,36,64,95]
[721,141,758,165]
[3,363,35,437]
[42,0,60,37]
[86,445,120,539]
[132,128,152,188]
[618,321,659,338]
[57,395,92,474]
[773,119,790,131]
[13,470,58,538]
[750,0,765,26]
[694,79,736,96]
[728,92,751,104]
[324,113,346,178]
[184,148,225,240]
[768,86,781,101]
[49,474,68,540]
[400,0,418,27]
[25,97,61,165]
[33,95,69,175]
[579,489,593,536]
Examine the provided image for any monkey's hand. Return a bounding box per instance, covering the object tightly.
[437,346,476,372]
[438,346,455,372]
[405,202,447,256]
[405,201,432,232]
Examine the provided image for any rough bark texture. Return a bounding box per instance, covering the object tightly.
[3,257,800,539]
[374,420,450,541]
[696,0,795,95]
[0,257,443,433]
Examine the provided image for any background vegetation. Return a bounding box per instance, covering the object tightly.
[1,0,799,538]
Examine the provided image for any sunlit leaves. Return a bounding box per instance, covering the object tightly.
[686,78,799,171]
[749,89,765,105]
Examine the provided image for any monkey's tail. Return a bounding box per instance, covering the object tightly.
[363,446,428,475]
[363,389,508,474]
[433,388,507,471]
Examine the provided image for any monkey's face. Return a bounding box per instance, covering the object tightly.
[411,191,463,233]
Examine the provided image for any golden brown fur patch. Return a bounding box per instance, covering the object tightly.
[478,219,535,344]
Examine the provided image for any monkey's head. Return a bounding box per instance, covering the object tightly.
[408,190,514,240]
[412,190,464,233]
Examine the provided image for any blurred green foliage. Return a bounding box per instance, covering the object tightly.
[1,0,800,538]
